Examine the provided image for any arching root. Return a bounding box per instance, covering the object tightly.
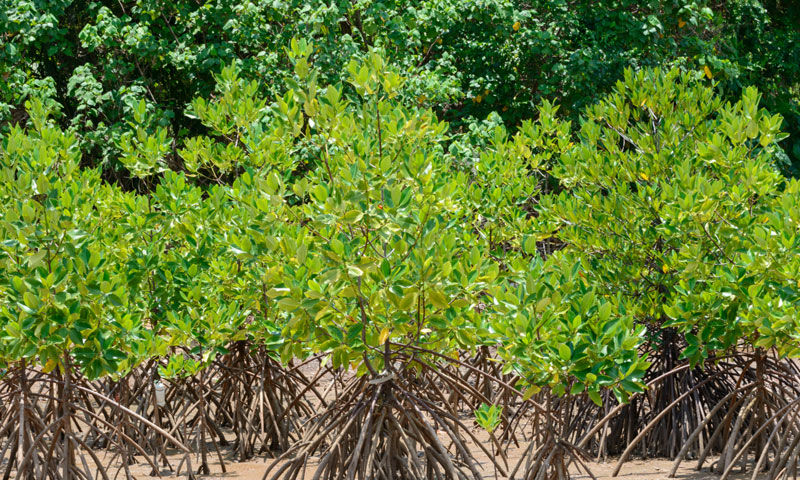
[263,357,506,480]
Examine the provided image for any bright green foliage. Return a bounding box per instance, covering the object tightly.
[181,64,276,179]
[0,100,253,380]
[244,52,497,372]
[443,97,650,403]
[210,49,650,402]
[494,255,649,404]
[475,403,503,433]
[3,11,800,474]
[129,171,249,378]
[665,177,800,359]
[539,68,795,367]
[450,101,572,255]
[0,100,133,379]
[117,99,172,178]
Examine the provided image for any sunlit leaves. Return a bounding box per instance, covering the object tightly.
[539,68,798,369]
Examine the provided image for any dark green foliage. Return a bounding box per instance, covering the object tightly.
[2,0,799,174]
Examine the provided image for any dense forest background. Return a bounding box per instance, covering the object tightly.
[3,0,799,179]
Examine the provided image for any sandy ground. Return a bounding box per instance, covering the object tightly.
[116,457,764,480]
[111,443,765,480]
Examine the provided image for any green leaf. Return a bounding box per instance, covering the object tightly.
[347,265,364,277]
[330,238,344,256]
[23,292,39,310]
[535,297,551,313]
[107,293,123,307]
[278,298,300,311]
[523,236,537,255]
[399,291,417,310]
[342,210,363,223]
[557,344,571,361]
[597,302,611,322]
[428,290,448,309]
[28,250,47,268]
[620,379,644,394]
[522,384,540,401]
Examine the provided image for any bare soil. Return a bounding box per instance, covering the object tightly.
[109,439,765,480]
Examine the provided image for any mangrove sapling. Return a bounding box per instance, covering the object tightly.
[176,52,335,463]
[475,403,505,480]
[220,45,527,478]
[538,68,798,470]
[143,176,258,476]
[0,104,191,479]
[660,160,800,475]
[439,87,576,469]
[494,255,650,480]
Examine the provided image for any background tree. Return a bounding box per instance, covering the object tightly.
[3,0,798,175]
